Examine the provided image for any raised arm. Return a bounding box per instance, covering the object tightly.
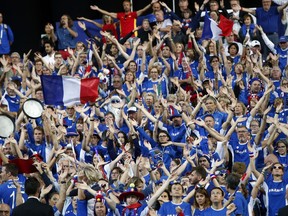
[147,172,178,207]
[90,5,117,19]
[251,164,272,199]
[136,0,156,16]
[250,86,272,117]
[277,1,288,12]
[77,16,103,29]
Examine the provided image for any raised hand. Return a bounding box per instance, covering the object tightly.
[75,180,90,190]
[276,101,283,113]
[23,49,32,63]
[90,5,99,10]
[193,118,205,127]
[143,140,152,150]
[263,105,272,116]
[78,21,86,30]
[40,184,53,198]
[255,25,263,33]
[12,179,21,189]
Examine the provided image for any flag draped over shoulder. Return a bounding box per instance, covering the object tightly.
[40,75,99,106]
[201,11,233,40]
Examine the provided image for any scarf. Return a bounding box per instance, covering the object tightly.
[122,203,142,216]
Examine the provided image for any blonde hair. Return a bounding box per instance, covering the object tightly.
[80,164,101,185]
[167,94,177,103]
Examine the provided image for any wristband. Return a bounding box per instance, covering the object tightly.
[196,183,203,189]
[210,173,216,180]
[249,152,254,158]
[106,189,113,196]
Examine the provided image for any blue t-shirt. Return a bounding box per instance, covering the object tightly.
[263,178,288,216]
[202,206,235,216]
[229,140,250,168]
[0,178,28,211]
[158,201,192,216]
[233,191,249,216]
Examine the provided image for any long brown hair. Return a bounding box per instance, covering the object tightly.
[193,188,211,209]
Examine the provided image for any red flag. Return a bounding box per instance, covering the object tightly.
[218,14,233,37]
[9,158,38,174]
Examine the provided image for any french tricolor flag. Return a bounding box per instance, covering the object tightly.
[201,11,233,40]
[41,75,99,106]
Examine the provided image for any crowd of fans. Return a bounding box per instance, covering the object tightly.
[1,0,288,215]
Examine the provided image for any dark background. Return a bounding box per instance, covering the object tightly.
[2,0,262,55]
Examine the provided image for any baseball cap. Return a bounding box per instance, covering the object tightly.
[279,36,288,43]
[127,106,137,113]
[250,40,261,47]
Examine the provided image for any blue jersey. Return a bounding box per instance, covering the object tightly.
[26,141,49,162]
[150,145,176,170]
[95,144,111,162]
[275,45,288,72]
[229,140,250,168]
[233,191,249,216]
[63,113,80,129]
[202,206,235,216]
[4,94,20,112]
[263,178,288,216]
[0,179,27,211]
[165,123,187,143]
[158,201,192,216]
[142,78,168,98]
[201,111,227,132]
[193,208,206,216]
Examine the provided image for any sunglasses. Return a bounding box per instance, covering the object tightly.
[111,100,120,104]
[273,165,283,170]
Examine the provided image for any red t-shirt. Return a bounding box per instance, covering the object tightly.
[102,23,118,43]
[117,11,137,38]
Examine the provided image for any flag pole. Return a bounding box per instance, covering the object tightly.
[130,0,133,11]
[172,0,175,12]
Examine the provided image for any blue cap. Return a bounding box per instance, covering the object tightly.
[279,36,288,43]
[66,127,78,137]
[169,107,182,120]
[155,176,168,185]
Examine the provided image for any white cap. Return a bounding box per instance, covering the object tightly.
[250,40,261,47]
[127,106,137,112]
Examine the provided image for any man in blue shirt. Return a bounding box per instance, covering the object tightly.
[202,187,236,216]
[0,164,27,211]
[0,13,14,55]
[226,173,249,216]
[21,125,52,163]
[201,96,228,132]
[56,14,78,60]
[158,181,192,216]
[228,125,252,168]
